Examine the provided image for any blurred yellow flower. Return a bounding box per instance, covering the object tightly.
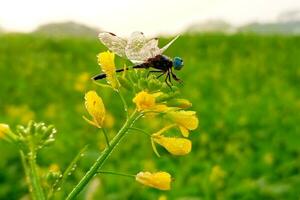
[5,105,35,124]
[103,112,115,128]
[0,124,10,139]
[158,195,167,200]
[49,164,60,172]
[97,51,119,89]
[84,90,106,128]
[152,135,192,156]
[136,171,171,190]
[74,72,90,92]
[263,152,274,165]
[209,165,226,184]
[167,110,198,137]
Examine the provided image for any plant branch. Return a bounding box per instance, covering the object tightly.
[66,110,141,199]
[97,170,135,178]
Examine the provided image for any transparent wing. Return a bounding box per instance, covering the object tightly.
[98,32,127,57]
[159,35,180,54]
[125,31,148,63]
[138,38,161,61]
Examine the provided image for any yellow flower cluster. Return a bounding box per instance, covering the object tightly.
[133,91,198,157]
[135,171,171,190]
[97,51,119,89]
[84,50,199,192]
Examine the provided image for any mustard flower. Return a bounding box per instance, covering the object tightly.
[136,171,171,190]
[132,91,170,112]
[97,51,119,89]
[84,91,106,128]
[151,125,192,156]
[167,110,198,137]
[0,123,10,139]
[152,135,192,156]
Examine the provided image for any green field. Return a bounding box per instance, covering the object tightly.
[0,33,300,199]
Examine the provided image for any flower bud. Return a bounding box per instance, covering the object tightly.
[167,99,192,109]
[136,171,171,190]
[118,76,132,91]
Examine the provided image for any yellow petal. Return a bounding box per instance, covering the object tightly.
[153,135,192,156]
[132,91,156,111]
[167,110,198,136]
[179,126,189,137]
[136,171,171,190]
[84,91,106,128]
[97,51,119,89]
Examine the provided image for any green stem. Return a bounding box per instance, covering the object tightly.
[128,127,151,137]
[27,151,46,200]
[20,151,31,194]
[66,110,140,200]
[101,128,110,147]
[97,171,135,178]
[117,90,129,119]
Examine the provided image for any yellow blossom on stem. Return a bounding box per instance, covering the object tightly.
[152,135,192,156]
[167,110,198,137]
[133,91,155,111]
[132,91,170,112]
[135,171,172,190]
[97,51,119,89]
[84,91,106,128]
[0,123,10,139]
[151,125,192,156]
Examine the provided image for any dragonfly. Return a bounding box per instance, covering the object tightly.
[93,31,184,87]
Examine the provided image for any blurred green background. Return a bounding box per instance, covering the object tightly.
[0,33,300,199]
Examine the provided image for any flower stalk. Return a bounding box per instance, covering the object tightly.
[66,110,141,199]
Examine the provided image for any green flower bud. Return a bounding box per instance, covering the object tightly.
[148,79,162,91]
[167,99,192,109]
[118,76,132,90]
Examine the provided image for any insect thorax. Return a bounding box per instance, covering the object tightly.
[148,55,173,71]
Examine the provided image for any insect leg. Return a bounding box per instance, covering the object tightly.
[156,71,166,79]
[168,69,173,85]
[164,72,172,89]
[171,70,183,84]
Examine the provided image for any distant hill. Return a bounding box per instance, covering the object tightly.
[277,9,300,22]
[34,21,100,37]
[186,20,235,33]
[239,21,300,34]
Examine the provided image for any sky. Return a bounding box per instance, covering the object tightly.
[0,0,300,36]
